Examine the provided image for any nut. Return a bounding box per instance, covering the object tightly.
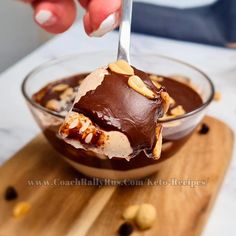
[149,74,164,82]
[60,88,74,101]
[85,133,93,144]
[68,117,79,129]
[214,91,221,101]
[170,105,186,116]
[169,96,176,108]
[151,80,162,89]
[108,60,134,75]
[135,203,157,230]
[13,202,31,217]
[45,99,61,111]
[122,204,139,220]
[52,83,69,92]
[128,75,157,99]
[161,92,171,113]
[152,125,163,159]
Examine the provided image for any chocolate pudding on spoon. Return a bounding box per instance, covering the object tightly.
[25,0,213,179]
[59,0,170,164]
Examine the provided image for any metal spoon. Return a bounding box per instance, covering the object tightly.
[117,0,133,63]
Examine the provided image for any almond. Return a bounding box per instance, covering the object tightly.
[13,202,31,218]
[170,105,186,116]
[152,125,163,159]
[149,74,164,82]
[214,91,221,101]
[151,80,162,89]
[108,60,134,75]
[128,75,157,99]
[85,133,93,144]
[161,92,171,113]
[52,83,69,92]
[135,204,157,230]
[60,88,74,101]
[45,99,61,111]
[122,205,140,220]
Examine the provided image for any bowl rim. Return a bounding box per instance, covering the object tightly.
[21,52,215,123]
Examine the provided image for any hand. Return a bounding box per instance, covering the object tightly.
[22,0,121,36]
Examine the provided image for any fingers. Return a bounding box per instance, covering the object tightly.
[32,0,76,34]
[82,0,121,37]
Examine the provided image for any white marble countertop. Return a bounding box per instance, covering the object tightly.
[0,22,235,235]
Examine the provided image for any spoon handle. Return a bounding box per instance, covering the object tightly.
[117,0,133,63]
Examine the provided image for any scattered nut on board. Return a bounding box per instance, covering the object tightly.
[13,202,31,218]
[122,203,157,231]
[135,204,157,230]
[108,60,134,75]
[122,204,139,220]
[214,91,221,101]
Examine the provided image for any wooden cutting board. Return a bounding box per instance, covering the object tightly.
[0,116,234,236]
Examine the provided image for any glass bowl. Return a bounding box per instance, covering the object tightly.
[22,52,214,180]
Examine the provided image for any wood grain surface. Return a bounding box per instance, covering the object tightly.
[0,116,234,236]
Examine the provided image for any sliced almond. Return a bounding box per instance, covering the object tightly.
[152,125,163,159]
[169,96,176,107]
[128,75,157,99]
[52,83,69,92]
[45,99,61,111]
[85,133,93,144]
[60,88,74,101]
[108,60,134,75]
[170,105,186,116]
[151,80,162,89]
[149,74,164,82]
[69,118,79,129]
[161,92,171,113]
[80,119,91,133]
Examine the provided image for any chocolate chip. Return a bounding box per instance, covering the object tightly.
[198,123,209,135]
[4,186,18,201]
[118,222,133,236]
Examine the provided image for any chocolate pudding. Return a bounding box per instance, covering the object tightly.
[32,66,202,178]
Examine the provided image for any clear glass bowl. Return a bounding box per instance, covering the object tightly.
[22,52,214,180]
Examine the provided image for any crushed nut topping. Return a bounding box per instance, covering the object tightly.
[52,83,69,92]
[60,88,74,101]
[170,105,186,116]
[108,60,134,75]
[151,80,162,89]
[149,74,164,82]
[128,75,157,99]
[45,99,61,111]
[152,125,163,159]
[161,92,171,113]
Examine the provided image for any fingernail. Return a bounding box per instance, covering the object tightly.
[90,12,119,37]
[35,10,57,26]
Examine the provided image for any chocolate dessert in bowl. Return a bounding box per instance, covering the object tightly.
[22,52,214,179]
